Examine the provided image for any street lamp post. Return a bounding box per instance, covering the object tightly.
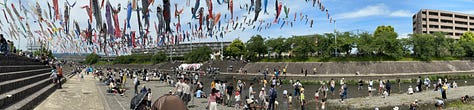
[334,21,337,57]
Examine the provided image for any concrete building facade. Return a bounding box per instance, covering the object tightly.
[413,9,474,39]
[132,41,231,57]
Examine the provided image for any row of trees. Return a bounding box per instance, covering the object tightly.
[226,25,474,61]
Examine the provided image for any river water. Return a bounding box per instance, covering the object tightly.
[195,74,474,110]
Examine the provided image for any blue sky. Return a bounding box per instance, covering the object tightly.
[2,0,474,53]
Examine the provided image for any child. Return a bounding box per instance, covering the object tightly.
[235,90,241,109]
[300,89,306,110]
[321,98,327,109]
[288,93,293,105]
[315,90,320,103]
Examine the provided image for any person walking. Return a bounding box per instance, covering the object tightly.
[268,84,277,110]
[385,80,391,96]
[133,77,140,95]
[249,83,255,99]
[294,80,302,97]
[226,83,234,106]
[330,79,335,96]
[56,64,63,89]
[441,82,448,100]
[182,79,191,105]
[207,88,221,110]
[417,76,423,92]
[300,88,305,110]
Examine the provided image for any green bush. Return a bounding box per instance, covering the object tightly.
[85,53,100,65]
[184,46,212,63]
[113,52,167,64]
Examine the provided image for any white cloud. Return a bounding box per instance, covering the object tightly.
[335,3,412,19]
[390,10,412,17]
[462,10,474,15]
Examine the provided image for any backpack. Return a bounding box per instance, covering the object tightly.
[270,88,277,99]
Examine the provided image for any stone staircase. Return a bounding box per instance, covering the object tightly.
[0,55,72,110]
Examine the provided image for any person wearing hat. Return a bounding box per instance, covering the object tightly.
[300,87,306,110]
[259,87,266,105]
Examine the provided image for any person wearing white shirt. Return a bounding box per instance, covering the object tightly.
[182,79,191,105]
[176,79,183,97]
[249,83,255,99]
[408,85,414,95]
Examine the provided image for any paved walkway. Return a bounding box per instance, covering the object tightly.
[35,74,107,110]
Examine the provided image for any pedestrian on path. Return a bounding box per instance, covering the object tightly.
[207,88,221,110]
[134,77,140,95]
[269,84,277,110]
[330,79,335,96]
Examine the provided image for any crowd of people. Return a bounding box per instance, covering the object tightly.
[49,63,473,110]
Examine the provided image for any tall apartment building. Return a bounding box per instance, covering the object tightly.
[413,9,474,39]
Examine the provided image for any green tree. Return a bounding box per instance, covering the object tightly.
[356,32,375,56]
[335,32,356,55]
[287,35,317,58]
[411,34,436,61]
[399,38,412,56]
[447,38,465,57]
[460,31,474,57]
[246,35,267,58]
[461,31,474,42]
[373,25,403,59]
[316,34,333,57]
[152,52,167,64]
[265,37,290,58]
[184,46,213,63]
[224,39,246,59]
[33,47,54,59]
[433,32,449,57]
[85,53,100,65]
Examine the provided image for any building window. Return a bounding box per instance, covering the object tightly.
[440,13,452,17]
[455,15,468,19]
[429,12,439,16]
[423,31,427,33]
[455,33,463,36]
[441,26,453,29]
[470,28,474,31]
[440,19,453,23]
[455,27,468,31]
[455,21,468,25]
[423,25,427,28]
[429,18,438,22]
[422,18,427,21]
[429,25,439,28]
[422,11,426,14]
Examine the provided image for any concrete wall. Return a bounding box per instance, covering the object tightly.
[244,61,474,74]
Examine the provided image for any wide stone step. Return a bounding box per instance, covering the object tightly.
[0,68,51,83]
[0,78,53,109]
[3,81,58,110]
[0,65,50,73]
[0,72,51,95]
[0,56,43,66]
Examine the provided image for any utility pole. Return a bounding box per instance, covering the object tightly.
[334,20,337,57]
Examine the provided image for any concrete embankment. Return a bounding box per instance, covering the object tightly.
[244,61,474,75]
